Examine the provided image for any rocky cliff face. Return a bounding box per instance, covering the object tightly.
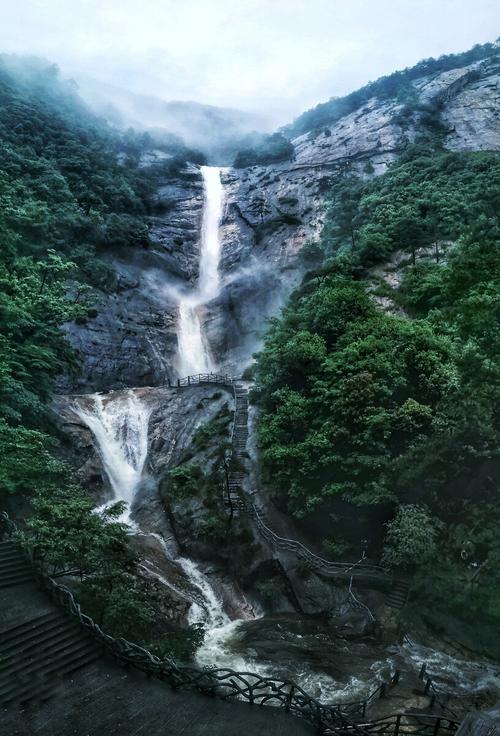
[61,53,500,392]
[58,164,204,392]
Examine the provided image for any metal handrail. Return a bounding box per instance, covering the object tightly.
[329,713,459,736]
[252,505,389,581]
[176,373,233,387]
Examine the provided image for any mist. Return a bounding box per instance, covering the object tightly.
[1,0,498,128]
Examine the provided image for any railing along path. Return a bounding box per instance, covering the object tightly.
[252,505,389,582]
[176,373,233,387]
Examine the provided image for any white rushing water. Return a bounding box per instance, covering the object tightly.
[177,556,270,675]
[176,165,224,376]
[177,302,212,375]
[402,641,500,694]
[74,390,151,525]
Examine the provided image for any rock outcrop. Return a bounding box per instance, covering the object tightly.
[60,54,500,391]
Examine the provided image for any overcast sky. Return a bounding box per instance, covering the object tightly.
[1,0,498,123]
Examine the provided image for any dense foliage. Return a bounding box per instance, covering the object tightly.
[285,41,499,138]
[253,280,460,510]
[322,147,500,267]
[0,56,146,431]
[20,486,202,658]
[233,132,295,168]
[0,55,169,497]
[253,144,500,646]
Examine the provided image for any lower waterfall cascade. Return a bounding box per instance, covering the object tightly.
[74,390,152,525]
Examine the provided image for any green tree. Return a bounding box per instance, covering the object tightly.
[382,505,441,570]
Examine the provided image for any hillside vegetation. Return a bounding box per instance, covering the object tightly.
[253,145,500,653]
[0,55,155,493]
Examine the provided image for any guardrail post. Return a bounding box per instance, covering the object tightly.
[177,378,180,387]
[188,375,191,385]
[395,714,401,736]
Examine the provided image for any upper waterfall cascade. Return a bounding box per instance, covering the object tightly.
[177,166,224,376]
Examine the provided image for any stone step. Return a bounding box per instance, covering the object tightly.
[0,626,90,683]
[0,620,81,667]
[0,558,31,577]
[0,613,70,654]
[0,643,100,705]
[0,547,24,563]
[386,594,408,608]
[0,572,34,589]
[0,611,61,641]
[0,540,17,548]
[0,551,28,565]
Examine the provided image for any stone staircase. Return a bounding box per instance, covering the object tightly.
[386,579,410,610]
[0,540,33,588]
[226,383,250,515]
[0,539,101,706]
[0,610,101,705]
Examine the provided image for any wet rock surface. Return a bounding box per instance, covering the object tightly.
[59,55,500,392]
[58,166,204,393]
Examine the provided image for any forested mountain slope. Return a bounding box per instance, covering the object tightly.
[252,145,500,655]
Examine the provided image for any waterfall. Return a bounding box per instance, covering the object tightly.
[177,302,212,375]
[177,556,267,674]
[74,390,151,525]
[177,556,230,629]
[176,165,224,376]
[197,165,224,303]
